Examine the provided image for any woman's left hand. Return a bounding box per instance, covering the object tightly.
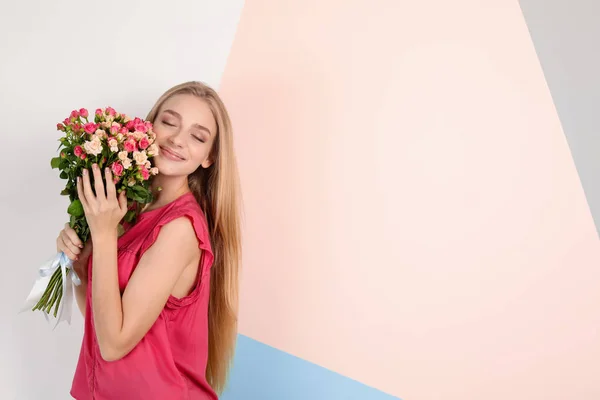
[77,163,127,238]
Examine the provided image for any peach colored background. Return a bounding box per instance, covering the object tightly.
[219,0,600,398]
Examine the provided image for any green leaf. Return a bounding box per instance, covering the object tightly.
[59,171,68,179]
[50,157,61,169]
[60,187,70,196]
[59,158,70,169]
[124,210,136,223]
[67,199,84,217]
[131,185,147,195]
[126,187,145,203]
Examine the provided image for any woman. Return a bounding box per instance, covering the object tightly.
[56,81,242,399]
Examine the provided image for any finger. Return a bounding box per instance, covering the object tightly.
[92,164,106,202]
[82,168,95,206]
[105,167,116,201]
[57,235,79,261]
[118,189,127,212]
[60,230,82,257]
[76,176,89,212]
[63,223,84,248]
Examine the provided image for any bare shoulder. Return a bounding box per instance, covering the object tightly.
[149,216,200,260]
[157,216,198,247]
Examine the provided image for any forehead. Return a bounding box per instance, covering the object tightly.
[159,93,217,135]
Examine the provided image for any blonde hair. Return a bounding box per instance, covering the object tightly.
[146,81,241,394]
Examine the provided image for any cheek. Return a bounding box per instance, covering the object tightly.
[189,145,211,168]
[153,127,167,142]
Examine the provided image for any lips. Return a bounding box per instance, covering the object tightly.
[159,146,185,161]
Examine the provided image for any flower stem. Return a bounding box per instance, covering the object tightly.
[32,268,63,313]
[52,282,63,317]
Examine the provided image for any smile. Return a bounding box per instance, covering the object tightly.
[159,146,185,161]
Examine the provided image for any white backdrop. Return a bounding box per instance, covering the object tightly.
[0,1,244,398]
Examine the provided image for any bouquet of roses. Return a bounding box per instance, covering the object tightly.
[22,106,159,327]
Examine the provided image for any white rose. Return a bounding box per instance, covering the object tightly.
[150,167,159,175]
[83,136,102,156]
[122,158,132,169]
[118,151,128,161]
[145,161,151,169]
[147,144,159,156]
[110,146,119,153]
[133,150,148,165]
[116,133,124,141]
[108,138,118,148]
[95,129,107,139]
[133,131,145,141]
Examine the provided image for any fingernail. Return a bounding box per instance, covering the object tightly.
[79,244,84,248]
[83,169,88,176]
[92,164,98,170]
[105,167,110,173]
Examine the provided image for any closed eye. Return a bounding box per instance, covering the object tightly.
[162,120,175,127]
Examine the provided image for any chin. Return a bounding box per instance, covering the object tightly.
[154,159,192,177]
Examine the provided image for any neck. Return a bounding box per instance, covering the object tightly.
[146,174,190,211]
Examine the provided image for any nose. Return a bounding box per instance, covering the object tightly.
[167,129,184,148]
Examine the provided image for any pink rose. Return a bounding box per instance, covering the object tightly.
[110,123,121,134]
[74,146,83,157]
[140,167,150,180]
[133,117,141,125]
[113,177,120,185]
[63,118,70,126]
[95,108,103,116]
[134,122,147,133]
[139,137,150,150]
[106,107,116,116]
[120,127,128,135]
[80,153,87,160]
[123,138,137,153]
[70,110,79,119]
[125,120,135,130]
[145,121,153,130]
[72,123,82,132]
[84,122,98,134]
[111,162,124,176]
[57,123,65,131]
[79,108,89,118]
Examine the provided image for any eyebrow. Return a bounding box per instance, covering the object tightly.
[163,109,212,136]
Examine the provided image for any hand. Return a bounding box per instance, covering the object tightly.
[56,222,93,280]
[77,163,127,239]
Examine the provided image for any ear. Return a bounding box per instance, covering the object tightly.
[201,158,213,169]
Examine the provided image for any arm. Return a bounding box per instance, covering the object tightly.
[56,224,92,318]
[91,217,199,361]
[74,277,88,317]
[77,164,200,361]
[73,241,93,318]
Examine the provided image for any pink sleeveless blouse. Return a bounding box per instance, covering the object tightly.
[70,192,217,400]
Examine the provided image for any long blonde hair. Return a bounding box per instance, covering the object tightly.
[146,81,241,394]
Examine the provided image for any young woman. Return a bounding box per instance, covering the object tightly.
[56,81,242,399]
